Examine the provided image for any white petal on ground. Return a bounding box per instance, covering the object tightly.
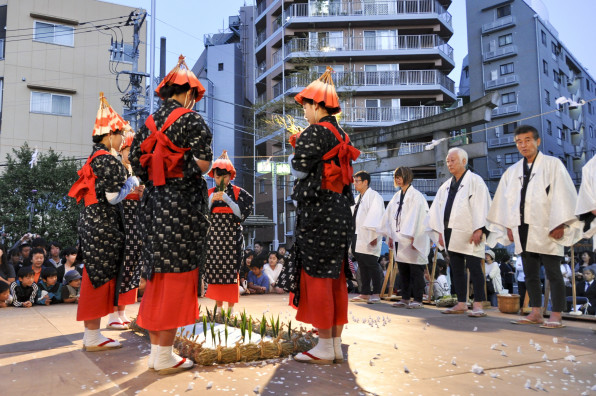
[254,385,260,394]
[404,366,410,374]
[552,337,558,344]
[369,360,375,366]
[501,342,508,347]
[534,380,544,391]
[562,367,571,375]
[186,382,194,391]
[451,358,457,366]
[206,381,213,389]
[524,379,532,389]
[394,344,398,350]
[535,344,542,351]
[565,355,576,362]
[471,364,484,374]
[542,353,548,361]
[517,346,522,353]
[529,339,534,345]
[500,351,507,357]
[473,327,478,332]
[491,344,498,350]
[490,373,499,378]
[565,346,570,353]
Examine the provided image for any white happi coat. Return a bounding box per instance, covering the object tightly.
[426,171,491,258]
[376,186,430,265]
[576,155,596,247]
[487,152,582,256]
[352,187,384,257]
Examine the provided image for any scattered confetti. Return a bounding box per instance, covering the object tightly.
[524,379,532,389]
[565,346,570,353]
[490,373,499,378]
[491,344,498,350]
[529,339,534,346]
[404,366,410,374]
[500,351,507,357]
[254,385,260,394]
[471,364,484,375]
[473,327,478,332]
[451,357,457,366]
[565,355,576,362]
[552,337,558,344]
[562,367,571,375]
[542,353,549,361]
[186,382,194,391]
[206,381,213,390]
[534,380,544,391]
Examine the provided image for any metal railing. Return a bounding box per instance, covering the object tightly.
[288,105,441,123]
[285,70,455,92]
[256,0,267,16]
[487,135,515,148]
[368,177,439,195]
[485,74,519,90]
[284,34,453,59]
[483,45,517,62]
[482,15,515,33]
[398,142,427,155]
[272,82,284,98]
[272,48,283,65]
[256,29,267,47]
[257,60,267,78]
[287,0,452,29]
[492,104,520,118]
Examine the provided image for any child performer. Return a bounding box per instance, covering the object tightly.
[289,67,360,364]
[130,55,212,374]
[68,93,139,351]
[204,151,253,316]
[107,129,145,329]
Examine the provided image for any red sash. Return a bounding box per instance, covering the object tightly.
[140,107,193,186]
[317,122,360,194]
[68,150,111,206]
[208,185,240,214]
[125,192,140,201]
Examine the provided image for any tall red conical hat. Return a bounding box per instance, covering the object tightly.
[92,92,127,136]
[294,66,341,114]
[208,150,236,180]
[156,54,205,102]
[120,129,135,151]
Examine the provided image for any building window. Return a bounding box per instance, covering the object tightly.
[501,92,516,105]
[500,62,514,75]
[259,179,265,194]
[278,175,284,189]
[496,4,511,18]
[587,79,592,92]
[505,153,521,164]
[544,89,550,105]
[110,43,134,63]
[218,63,224,71]
[30,91,72,116]
[543,60,548,75]
[498,33,512,47]
[34,21,74,46]
[551,42,560,57]
[557,127,564,141]
[503,121,518,134]
[590,126,594,138]
[553,70,561,84]
[541,30,547,46]
[546,120,552,135]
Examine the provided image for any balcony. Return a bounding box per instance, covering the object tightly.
[492,104,521,118]
[342,105,443,123]
[284,34,454,60]
[256,0,267,18]
[272,82,284,99]
[481,15,516,34]
[285,70,455,93]
[286,0,453,29]
[368,177,439,196]
[483,45,517,62]
[484,74,519,91]
[257,60,267,78]
[256,30,267,48]
[487,135,515,148]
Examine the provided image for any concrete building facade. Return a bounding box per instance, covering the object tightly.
[253,0,457,247]
[0,0,146,163]
[466,0,596,192]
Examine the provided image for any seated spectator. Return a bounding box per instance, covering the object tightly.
[14,242,32,272]
[0,281,12,308]
[57,247,83,283]
[239,250,254,295]
[0,245,16,286]
[36,267,63,305]
[62,270,81,303]
[263,251,284,294]
[9,249,22,273]
[431,259,450,299]
[576,268,596,315]
[48,241,62,268]
[485,250,503,307]
[560,258,573,297]
[247,261,269,294]
[10,266,38,307]
[30,247,45,283]
[277,246,288,258]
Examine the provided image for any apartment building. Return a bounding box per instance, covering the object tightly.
[253,0,457,247]
[0,0,146,163]
[466,0,596,192]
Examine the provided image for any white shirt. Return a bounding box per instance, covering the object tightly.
[352,187,385,256]
[263,264,282,286]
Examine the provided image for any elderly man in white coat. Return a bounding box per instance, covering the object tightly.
[350,171,385,304]
[427,147,491,317]
[576,154,596,250]
[377,166,430,309]
[487,125,581,329]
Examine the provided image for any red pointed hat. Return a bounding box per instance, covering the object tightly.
[208,150,236,180]
[120,129,135,151]
[92,92,127,136]
[294,66,341,114]
[156,54,205,102]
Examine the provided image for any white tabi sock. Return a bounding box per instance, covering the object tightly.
[333,337,343,360]
[118,310,131,323]
[84,328,119,347]
[305,337,334,360]
[154,345,193,371]
[107,313,123,325]
[148,344,158,369]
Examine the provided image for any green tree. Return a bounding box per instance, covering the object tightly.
[0,144,81,248]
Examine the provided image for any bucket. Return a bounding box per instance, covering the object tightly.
[497,294,520,314]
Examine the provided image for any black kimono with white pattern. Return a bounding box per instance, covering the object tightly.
[129,99,213,277]
[119,168,143,294]
[77,143,127,288]
[291,115,355,279]
[204,184,253,284]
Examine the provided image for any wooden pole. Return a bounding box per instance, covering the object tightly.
[426,246,438,303]
[388,256,399,299]
[570,245,579,313]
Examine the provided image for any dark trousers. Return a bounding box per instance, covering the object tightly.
[353,252,383,295]
[517,281,526,307]
[396,262,425,302]
[521,252,565,312]
[448,251,486,303]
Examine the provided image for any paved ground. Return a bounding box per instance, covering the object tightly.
[1,295,595,396]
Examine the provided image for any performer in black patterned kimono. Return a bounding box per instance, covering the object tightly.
[290,67,360,365]
[107,129,145,330]
[204,150,253,315]
[129,55,212,374]
[68,93,139,352]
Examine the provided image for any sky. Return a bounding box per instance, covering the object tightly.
[107,0,596,93]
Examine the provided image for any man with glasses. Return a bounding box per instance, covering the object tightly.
[349,171,385,304]
[427,148,491,317]
[488,125,581,328]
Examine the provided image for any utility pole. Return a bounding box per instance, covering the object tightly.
[116,10,150,131]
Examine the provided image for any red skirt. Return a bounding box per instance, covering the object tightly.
[296,269,348,329]
[118,288,138,306]
[137,269,199,331]
[205,283,239,304]
[77,268,116,321]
